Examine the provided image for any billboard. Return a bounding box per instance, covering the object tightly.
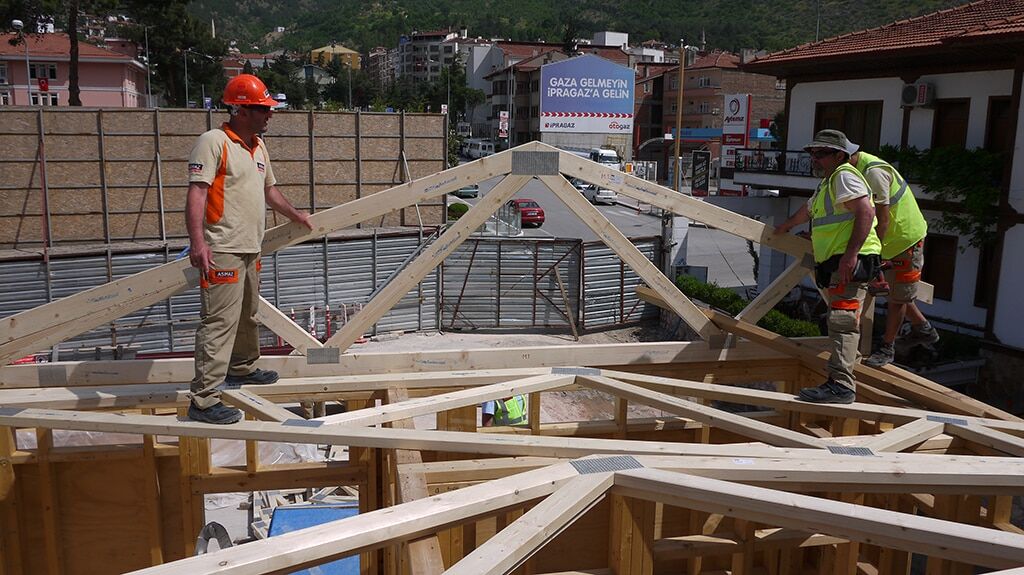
[720,93,751,196]
[691,150,711,196]
[540,55,634,134]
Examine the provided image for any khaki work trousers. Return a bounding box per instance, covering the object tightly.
[824,275,868,392]
[190,252,261,409]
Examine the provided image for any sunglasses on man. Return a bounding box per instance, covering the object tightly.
[808,149,839,159]
[243,105,273,113]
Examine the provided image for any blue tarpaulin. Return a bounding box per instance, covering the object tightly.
[268,504,360,574]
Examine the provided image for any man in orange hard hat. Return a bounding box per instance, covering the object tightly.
[185,74,313,424]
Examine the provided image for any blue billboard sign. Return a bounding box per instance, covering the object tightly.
[540,55,634,134]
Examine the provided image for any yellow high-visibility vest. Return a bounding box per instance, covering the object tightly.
[855,151,927,259]
[810,164,882,263]
[492,396,526,425]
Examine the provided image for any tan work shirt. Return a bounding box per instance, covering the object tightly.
[187,123,276,253]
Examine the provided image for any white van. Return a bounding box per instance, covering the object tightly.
[589,147,620,168]
[465,139,495,159]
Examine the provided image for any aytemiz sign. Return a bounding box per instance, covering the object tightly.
[720,93,751,196]
[540,55,634,134]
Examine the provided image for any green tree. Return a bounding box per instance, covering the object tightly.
[120,0,226,107]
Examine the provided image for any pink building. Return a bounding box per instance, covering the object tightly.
[0,32,148,107]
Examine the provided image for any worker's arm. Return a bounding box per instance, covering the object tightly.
[265,185,313,230]
[838,195,875,284]
[185,182,214,275]
[874,203,890,243]
[774,204,810,235]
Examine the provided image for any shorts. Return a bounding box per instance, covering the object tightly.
[884,240,924,303]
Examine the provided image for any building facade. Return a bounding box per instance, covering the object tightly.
[0,32,147,107]
[734,0,1024,371]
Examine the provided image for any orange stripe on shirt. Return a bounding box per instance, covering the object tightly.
[205,141,228,224]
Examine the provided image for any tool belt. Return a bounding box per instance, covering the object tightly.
[815,254,881,288]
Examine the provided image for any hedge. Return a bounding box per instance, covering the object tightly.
[676,275,820,338]
[447,203,469,220]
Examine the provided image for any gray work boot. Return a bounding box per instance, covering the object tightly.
[188,401,242,424]
[798,379,855,404]
[864,342,895,368]
[901,322,940,348]
[224,368,279,387]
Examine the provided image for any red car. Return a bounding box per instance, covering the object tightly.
[508,198,545,227]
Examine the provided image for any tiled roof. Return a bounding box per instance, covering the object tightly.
[749,0,1024,68]
[0,32,133,60]
[578,46,629,65]
[690,50,740,70]
[496,41,561,60]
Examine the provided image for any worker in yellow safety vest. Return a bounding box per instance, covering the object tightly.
[852,150,939,367]
[775,129,882,404]
[481,396,527,426]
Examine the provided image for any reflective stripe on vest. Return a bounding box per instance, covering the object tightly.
[809,164,881,263]
[493,396,526,425]
[856,152,928,260]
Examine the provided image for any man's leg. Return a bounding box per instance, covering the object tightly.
[223,254,279,386]
[825,280,867,392]
[799,277,865,404]
[894,242,939,347]
[190,252,247,416]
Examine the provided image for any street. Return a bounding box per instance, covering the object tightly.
[449,170,757,289]
[451,173,662,241]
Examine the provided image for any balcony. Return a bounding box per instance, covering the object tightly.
[732,148,819,192]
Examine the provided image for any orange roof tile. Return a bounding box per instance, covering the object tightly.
[0,32,134,60]
[690,50,740,70]
[747,0,1024,72]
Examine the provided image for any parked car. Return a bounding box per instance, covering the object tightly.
[451,183,479,198]
[583,186,618,205]
[507,198,545,227]
[570,178,592,193]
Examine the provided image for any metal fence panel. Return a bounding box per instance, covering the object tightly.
[441,238,582,330]
[0,233,659,359]
[582,238,661,329]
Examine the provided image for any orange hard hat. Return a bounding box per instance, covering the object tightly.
[222,74,278,107]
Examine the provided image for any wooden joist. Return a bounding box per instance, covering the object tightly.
[613,467,1024,569]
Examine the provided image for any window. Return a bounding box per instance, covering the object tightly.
[814,101,882,152]
[699,101,709,113]
[984,97,1013,155]
[30,63,57,80]
[30,92,59,106]
[0,92,9,106]
[669,75,678,90]
[643,83,650,94]
[443,45,453,53]
[697,76,711,87]
[0,63,7,84]
[932,99,969,149]
[974,242,998,308]
[921,234,957,301]
[775,79,786,90]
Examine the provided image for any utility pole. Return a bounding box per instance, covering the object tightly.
[673,40,686,194]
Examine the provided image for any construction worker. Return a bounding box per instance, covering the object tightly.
[775,129,882,404]
[853,149,939,367]
[186,74,313,424]
[481,396,528,426]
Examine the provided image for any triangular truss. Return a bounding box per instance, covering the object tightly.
[1,142,1022,574]
[0,140,932,364]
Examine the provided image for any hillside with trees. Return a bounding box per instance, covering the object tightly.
[188,0,966,53]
